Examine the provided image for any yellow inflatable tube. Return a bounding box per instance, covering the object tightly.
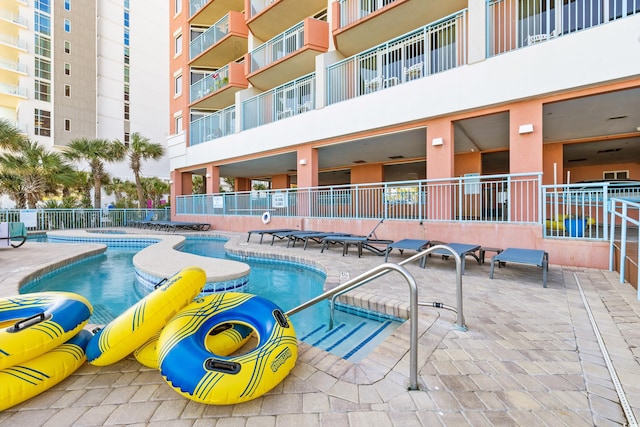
[158,292,297,405]
[0,292,92,370]
[0,329,92,411]
[134,322,253,369]
[86,266,206,366]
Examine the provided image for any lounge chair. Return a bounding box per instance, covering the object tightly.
[129,211,154,228]
[426,242,481,274]
[246,228,296,244]
[489,248,549,288]
[150,221,211,232]
[287,231,353,250]
[385,239,431,267]
[0,222,27,248]
[319,219,392,257]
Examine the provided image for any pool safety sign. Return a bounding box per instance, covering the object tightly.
[272,192,287,208]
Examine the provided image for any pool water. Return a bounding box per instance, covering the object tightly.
[21,237,402,362]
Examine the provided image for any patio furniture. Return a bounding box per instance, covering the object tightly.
[385,239,431,267]
[489,248,549,288]
[287,231,352,250]
[320,235,393,257]
[427,242,481,274]
[0,222,27,248]
[403,62,423,80]
[246,228,296,244]
[365,76,383,93]
[128,212,155,228]
[479,246,503,264]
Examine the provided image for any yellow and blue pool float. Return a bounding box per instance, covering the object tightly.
[86,266,206,366]
[0,329,92,411]
[0,292,93,370]
[158,292,297,405]
[134,322,253,369]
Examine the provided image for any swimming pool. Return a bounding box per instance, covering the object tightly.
[21,236,402,362]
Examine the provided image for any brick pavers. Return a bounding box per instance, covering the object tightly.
[0,232,639,426]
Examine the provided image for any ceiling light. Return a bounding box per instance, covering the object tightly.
[607,115,627,120]
[352,160,366,164]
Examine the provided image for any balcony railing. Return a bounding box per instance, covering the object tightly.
[327,11,467,105]
[0,59,27,74]
[190,65,230,103]
[248,0,274,19]
[190,0,210,17]
[176,173,541,224]
[242,73,315,130]
[0,209,169,230]
[249,22,305,73]
[338,0,400,28]
[0,33,27,51]
[488,0,640,56]
[190,15,229,60]
[0,83,27,98]
[190,105,236,146]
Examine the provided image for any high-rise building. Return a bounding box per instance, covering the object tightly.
[168,1,639,267]
[0,0,169,183]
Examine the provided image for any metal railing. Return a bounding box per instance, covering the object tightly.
[176,172,541,224]
[249,21,305,73]
[190,14,229,60]
[542,182,640,240]
[0,208,170,231]
[190,65,230,103]
[327,11,467,106]
[190,105,236,146]
[189,0,209,17]
[242,73,315,130]
[337,0,400,28]
[609,198,640,291]
[248,0,274,19]
[286,262,420,390]
[488,0,639,56]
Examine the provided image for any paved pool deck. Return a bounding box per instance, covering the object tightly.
[1,229,639,426]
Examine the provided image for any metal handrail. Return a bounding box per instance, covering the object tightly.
[328,245,466,331]
[286,262,419,390]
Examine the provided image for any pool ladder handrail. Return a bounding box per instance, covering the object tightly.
[327,244,466,332]
[285,244,467,391]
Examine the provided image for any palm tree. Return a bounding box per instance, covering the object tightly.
[63,138,127,208]
[0,119,25,152]
[122,132,165,208]
[141,177,170,208]
[0,139,75,208]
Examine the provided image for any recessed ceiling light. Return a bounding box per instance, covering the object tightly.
[352,160,366,164]
[388,155,404,159]
[607,115,627,120]
[567,158,587,163]
[596,148,621,154]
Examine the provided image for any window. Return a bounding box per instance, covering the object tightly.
[175,115,183,133]
[35,58,51,80]
[35,80,51,102]
[124,104,130,120]
[64,19,71,32]
[64,84,70,97]
[34,109,51,137]
[64,119,71,131]
[175,74,182,96]
[603,170,629,180]
[35,35,51,57]
[124,11,129,27]
[175,34,182,56]
[175,0,182,15]
[64,63,70,75]
[35,0,50,13]
[35,12,51,36]
[124,85,129,101]
[64,41,70,54]
[64,0,70,10]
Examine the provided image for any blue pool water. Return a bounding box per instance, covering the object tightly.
[21,237,402,362]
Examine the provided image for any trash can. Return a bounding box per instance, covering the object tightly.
[564,218,586,237]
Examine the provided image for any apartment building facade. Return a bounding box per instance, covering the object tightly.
[168,0,640,268]
[0,0,169,189]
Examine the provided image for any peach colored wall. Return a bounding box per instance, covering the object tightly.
[235,178,251,192]
[206,165,220,193]
[509,100,543,174]
[352,163,383,184]
[426,118,454,179]
[228,61,249,86]
[455,152,482,177]
[272,174,290,189]
[297,147,318,188]
[543,143,564,185]
[228,11,249,37]
[565,162,640,183]
[304,18,330,50]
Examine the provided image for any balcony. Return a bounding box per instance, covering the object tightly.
[0,59,27,80]
[332,0,466,56]
[247,0,327,41]
[189,11,248,68]
[0,83,27,108]
[242,73,315,130]
[189,0,244,26]
[327,11,467,105]
[190,62,248,110]
[247,19,328,90]
[0,33,27,52]
[190,105,236,146]
[488,0,640,56]
[0,9,28,29]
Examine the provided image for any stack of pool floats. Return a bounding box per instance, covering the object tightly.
[0,266,298,410]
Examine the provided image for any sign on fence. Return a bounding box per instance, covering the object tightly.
[20,209,37,228]
[272,191,287,208]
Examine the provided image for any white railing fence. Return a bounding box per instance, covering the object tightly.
[0,208,170,231]
[190,105,236,146]
[608,198,639,292]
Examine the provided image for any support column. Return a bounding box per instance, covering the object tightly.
[272,174,290,189]
[297,146,318,189]
[426,118,455,220]
[206,165,220,194]
[235,177,251,192]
